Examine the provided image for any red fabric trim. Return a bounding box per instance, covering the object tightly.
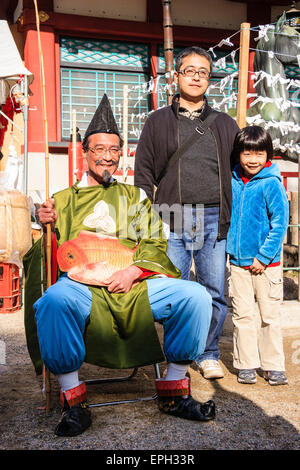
[138,267,174,280]
[138,269,160,279]
[230,261,281,269]
[60,382,87,408]
[0,96,21,147]
[155,378,190,397]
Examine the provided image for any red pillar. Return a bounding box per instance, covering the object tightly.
[24,26,58,152]
[150,43,158,110]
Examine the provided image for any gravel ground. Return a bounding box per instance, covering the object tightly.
[0,308,299,453]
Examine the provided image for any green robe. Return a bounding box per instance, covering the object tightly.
[24,181,181,375]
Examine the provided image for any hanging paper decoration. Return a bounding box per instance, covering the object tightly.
[87,18,299,162]
[251,12,300,162]
[254,24,275,43]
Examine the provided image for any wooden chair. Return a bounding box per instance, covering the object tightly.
[85,363,161,409]
[43,363,161,412]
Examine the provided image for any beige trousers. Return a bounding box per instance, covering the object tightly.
[229,265,285,371]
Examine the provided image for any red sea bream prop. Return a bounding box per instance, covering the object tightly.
[57,231,136,286]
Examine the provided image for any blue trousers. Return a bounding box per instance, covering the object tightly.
[167,206,227,362]
[34,275,212,375]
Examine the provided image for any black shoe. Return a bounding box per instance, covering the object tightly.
[158,395,215,421]
[55,403,92,437]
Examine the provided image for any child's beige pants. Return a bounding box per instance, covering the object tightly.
[229,265,285,371]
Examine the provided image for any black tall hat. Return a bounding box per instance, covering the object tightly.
[84,93,122,142]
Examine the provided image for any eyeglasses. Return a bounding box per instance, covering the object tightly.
[88,146,121,158]
[178,67,211,79]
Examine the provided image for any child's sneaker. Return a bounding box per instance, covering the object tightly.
[237,369,257,384]
[263,371,288,386]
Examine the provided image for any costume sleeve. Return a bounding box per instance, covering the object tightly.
[129,197,181,279]
[134,117,156,202]
[256,180,289,265]
[53,188,73,246]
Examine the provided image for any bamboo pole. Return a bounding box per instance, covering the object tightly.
[33,0,52,413]
[23,74,29,195]
[298,167,300,302]
[162,0,174,105]
[122,85,128,183]
[72,109,77,183]
[236,23,251,129]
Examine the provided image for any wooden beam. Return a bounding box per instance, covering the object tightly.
[20,8,240,48]
[236,22,251,129]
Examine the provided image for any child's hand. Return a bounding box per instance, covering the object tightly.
[249,258,267,274]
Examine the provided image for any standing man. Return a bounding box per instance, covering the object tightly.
[134,46,239,379]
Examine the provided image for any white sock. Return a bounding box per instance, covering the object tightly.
[57,370,80,392]
[164,362,189,381]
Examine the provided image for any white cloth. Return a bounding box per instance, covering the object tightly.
[57,370,80,392]
[164,362,189,381]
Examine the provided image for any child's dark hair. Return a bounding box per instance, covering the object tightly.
[233,126,273,161]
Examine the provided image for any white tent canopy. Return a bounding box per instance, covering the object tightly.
[0,20,32,80]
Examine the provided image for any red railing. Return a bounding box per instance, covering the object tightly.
[281,172,298,190]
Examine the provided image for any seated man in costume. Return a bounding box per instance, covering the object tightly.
[28,94,215,437]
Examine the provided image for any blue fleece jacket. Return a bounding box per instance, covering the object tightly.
[226,162,289,267]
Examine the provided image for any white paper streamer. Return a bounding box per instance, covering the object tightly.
[214,57,226,69]
[217,37,234,48]
[251,71,292,89]
[254,24,275,42]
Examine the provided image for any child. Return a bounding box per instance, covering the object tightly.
[226,126,289,385]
